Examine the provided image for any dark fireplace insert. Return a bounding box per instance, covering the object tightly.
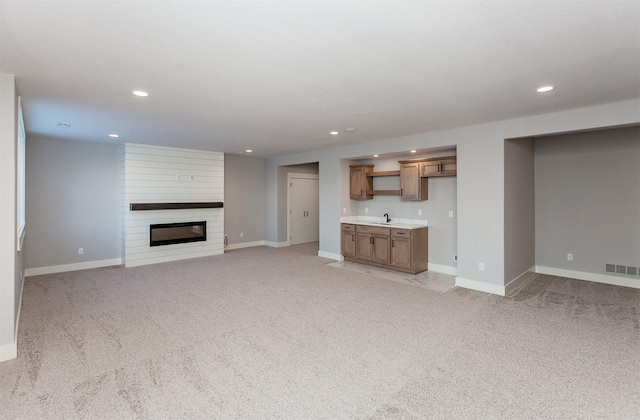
[150,221,206,247]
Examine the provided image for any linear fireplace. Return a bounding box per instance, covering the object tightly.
[150,221,207,247]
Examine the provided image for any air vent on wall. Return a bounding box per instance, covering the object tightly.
[605,263,640,277]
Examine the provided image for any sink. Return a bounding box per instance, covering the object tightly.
[372,222,392,225]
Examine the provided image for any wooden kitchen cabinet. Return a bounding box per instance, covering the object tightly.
[390,228,428,272]
[399,162,428,201]
[420,156,457,177]
[341,224,356,258]
[342,223,428,274]
[355,225,390,264]
[349,165,374,200]
[372,233,390,265]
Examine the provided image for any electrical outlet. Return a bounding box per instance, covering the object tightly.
[343,208,346,214]
[418,209,422,216]
[449,210,454,218]
[78,248,84,255]
[567,253,573,261]
[365,207,368,213]
[240,232,244,238]
[478,263,485,271]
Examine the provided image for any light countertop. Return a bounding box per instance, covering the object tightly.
[340,216,428,230]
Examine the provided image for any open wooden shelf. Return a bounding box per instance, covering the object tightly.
[366,190,401,196]
[368,170,400,177]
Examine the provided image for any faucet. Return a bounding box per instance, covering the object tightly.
[383,213,391,223]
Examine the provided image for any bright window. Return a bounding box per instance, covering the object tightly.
[17,97,25,250]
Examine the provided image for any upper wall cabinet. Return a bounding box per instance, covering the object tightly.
[350,164,374,200]
[399,162,428,201]
[420,156,457,177]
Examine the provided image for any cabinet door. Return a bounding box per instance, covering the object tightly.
[421,161,440,177]
[372,235,390,265]
[400,163,427,200]
[356,233,374,261]
[421,158,457,177]
[391,237,412,270]
[350,166,374,200]
[342,230,356,258]
[350,167,365,199]
[439,158,457,176]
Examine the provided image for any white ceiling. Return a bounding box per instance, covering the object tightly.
[1,1,639,158]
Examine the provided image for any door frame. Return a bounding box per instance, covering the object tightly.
[287,172,319,246]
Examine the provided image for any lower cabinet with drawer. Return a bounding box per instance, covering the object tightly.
[341,223,428,274]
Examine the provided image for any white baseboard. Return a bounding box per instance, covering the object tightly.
[318,250,342,261]
[226,240,265,250]
[264,241,290,248]
[455,277,505,296]
[428,263,457,276]
[535,266,640,289]
[0,342,17,362]
[25,258,122,277]
[504,266,536,296]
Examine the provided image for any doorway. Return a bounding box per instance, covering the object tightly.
[288,173,319,245]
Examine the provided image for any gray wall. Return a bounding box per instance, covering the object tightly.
[224,154,266,245]
[347,153,457,269]
[504,137,535,282]
[25,136,121,269]
[535,126,640,274]
[265,100,640,289]
[0,72,22,355]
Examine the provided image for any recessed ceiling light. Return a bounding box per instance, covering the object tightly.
[330,131,339,135]
[109,134,119,138]
[344,128,358,132]
[536,86,554,93]
[373,154,379,157]
[245,149,252,153]
[410,150,417,153]
[132,90,149,97]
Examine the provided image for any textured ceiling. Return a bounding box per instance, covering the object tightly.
[1,1,639,158]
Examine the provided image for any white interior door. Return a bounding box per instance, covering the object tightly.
[290,179,307,245]
[306,178,319,242]
[289,175,319,245]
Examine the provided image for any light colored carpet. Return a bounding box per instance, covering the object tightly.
[1,242,639,419]
[326,260,456,293]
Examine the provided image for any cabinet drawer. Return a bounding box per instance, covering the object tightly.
[391,228,412,238]
[356,225,390,236]
[342,224,356,232]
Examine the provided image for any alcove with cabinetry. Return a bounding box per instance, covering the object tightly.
[349,155,456,202]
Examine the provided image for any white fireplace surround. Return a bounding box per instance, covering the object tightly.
[122,143,224,268]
